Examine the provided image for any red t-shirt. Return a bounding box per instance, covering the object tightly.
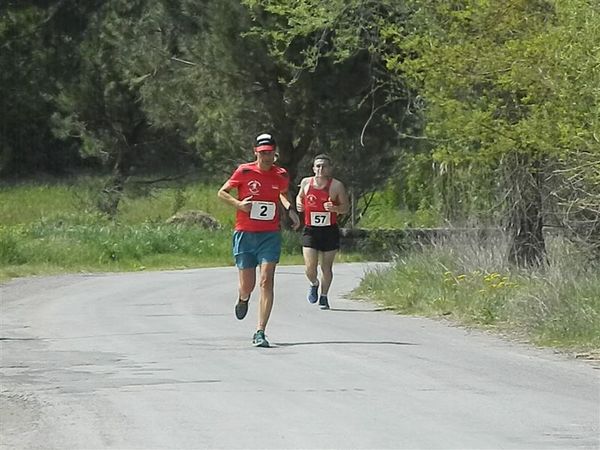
[303,178,337,227]
[227,162,290,232]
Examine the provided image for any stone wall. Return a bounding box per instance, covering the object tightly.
[339,227,504,259]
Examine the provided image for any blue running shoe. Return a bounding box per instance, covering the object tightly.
[318,295,330,310]
[252,330,270,348]
[307,284,319,304]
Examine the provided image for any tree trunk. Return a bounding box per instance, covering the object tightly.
[506,155,547,267]
[97,151,127,218]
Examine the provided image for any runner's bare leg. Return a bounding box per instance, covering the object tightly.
[303,247,319,285]
[319,249,338,296]
[258,262,277,331]
[238,268,256,300]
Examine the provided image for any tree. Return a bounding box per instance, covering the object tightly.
[0,3,91,177]
[49,0,199,214]
[125,0,418,196]
[237,0,420,216]
[382,0,600,265]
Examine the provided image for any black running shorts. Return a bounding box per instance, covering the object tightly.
[301,224,340,252]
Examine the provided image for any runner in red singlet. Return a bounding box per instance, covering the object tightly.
[218,133,300,347]
[296,154,349,309]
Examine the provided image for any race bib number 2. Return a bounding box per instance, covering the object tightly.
[310,211,331,226]
[250,201,276,221]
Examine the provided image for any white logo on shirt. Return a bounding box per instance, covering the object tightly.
[307,194,318,207]
[248,180,261,195]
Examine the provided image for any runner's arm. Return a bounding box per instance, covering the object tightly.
[279,192,293,211]
[217,181,251,212]
[295,178,309,212]
[331,180,350,215]
[280,191,301,230]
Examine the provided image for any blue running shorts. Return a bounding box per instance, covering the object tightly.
[232,231,281,269]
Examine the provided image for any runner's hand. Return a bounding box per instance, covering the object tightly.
[323,201,336,212]
[288,209,301,230]
[238,196,253,213]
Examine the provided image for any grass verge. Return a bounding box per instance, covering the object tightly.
[353,235,600,353]
[0,222,364,282]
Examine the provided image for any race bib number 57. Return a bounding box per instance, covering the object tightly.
[250,201,276,221]
[310,211,331,226]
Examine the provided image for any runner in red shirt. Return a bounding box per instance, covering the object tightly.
[218,133,300,347]
[228,161,290,232]
[296,154,349,309]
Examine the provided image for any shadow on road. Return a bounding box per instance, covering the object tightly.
[327,307,395,313]
[274,340,416,347]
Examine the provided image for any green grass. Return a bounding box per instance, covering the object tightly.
[0,177,236,227]
[0,182,85,226]
[353,236,600,351]
[0,221,363,281]
[0,178,364,281]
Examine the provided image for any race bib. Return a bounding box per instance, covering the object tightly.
[250,201,276,221]
[310,211,331,226]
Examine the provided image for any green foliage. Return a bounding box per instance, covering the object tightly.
[3,0,598,264]
[239,0,422,213]
[242,0,403,69]
[390,0,599,161]
[0,6,79,176]
[376,0,600,262]
[51,1,149,174]
[356,182,441,229]
[3,0,418,213]
[126,0,255,167]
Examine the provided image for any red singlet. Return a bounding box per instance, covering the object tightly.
[303,178,337,227]
[227,162,289,232]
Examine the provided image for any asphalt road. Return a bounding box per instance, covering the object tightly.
[1,263,599,449]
